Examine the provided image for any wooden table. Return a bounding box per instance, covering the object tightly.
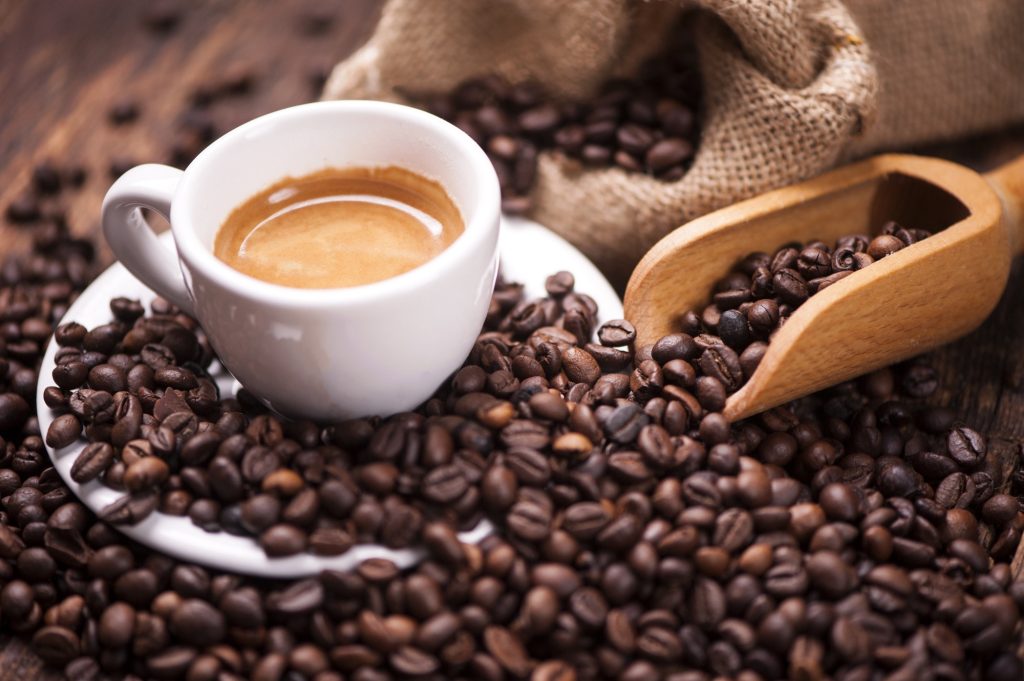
[0,1,383,675]
[0,0,1021,676]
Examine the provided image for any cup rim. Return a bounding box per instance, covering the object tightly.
[170,100,501,307]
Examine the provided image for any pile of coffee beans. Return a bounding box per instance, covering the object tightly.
[2,221,1014,677]
[45,220,928,558]
[406,22,701,214]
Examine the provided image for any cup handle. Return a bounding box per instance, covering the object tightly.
[101,164,195,315]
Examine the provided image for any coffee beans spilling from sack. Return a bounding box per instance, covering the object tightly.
[404,22,701,215]
[0,218,1019,677]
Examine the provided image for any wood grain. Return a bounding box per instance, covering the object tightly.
[0,1,380,677]
[1,0,1022,675]
[0,0,381,263]
[986,153,1024,254]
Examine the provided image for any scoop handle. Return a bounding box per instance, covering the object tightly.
[984,153,1024,256]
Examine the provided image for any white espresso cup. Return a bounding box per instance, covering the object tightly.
[102,101,501,420]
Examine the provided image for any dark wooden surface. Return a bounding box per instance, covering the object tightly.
[0,0,1022,676]
[0,1,381,676]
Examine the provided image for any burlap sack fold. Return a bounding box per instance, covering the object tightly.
[323,0,1024,286]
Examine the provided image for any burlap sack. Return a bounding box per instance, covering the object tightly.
[323,0,1024,286]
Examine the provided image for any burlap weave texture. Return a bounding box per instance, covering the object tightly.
[323,0,1024,286]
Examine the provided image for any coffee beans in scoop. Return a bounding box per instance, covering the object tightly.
[669,221,934,400]
[404,20,701,215]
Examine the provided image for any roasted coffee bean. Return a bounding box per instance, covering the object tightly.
[936,472,975,509]
[982,494,1020,525]
[947,427,986,467]
[713,508,754,551]
[421,465,468,504]
[99,492,158,525]
[169,598,224,646]
[88,364,127,393]
[562,502,610,540]
[698,346,743,392]
[772,268,809,305]
[562,346,600,385]
[508,500,552,542]
[123,457,169,492]
[904,364,940,398]
[98,601,135,648]
[598,320,636,347]
[867,234,904,259]
[483,625,533,677]
[503,446,549,487]
[46,414,81,449]
[259,524,306,556]
[717,309,750,349]
[70,442,114,483]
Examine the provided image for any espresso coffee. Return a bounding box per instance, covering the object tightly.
[214,166,464,288]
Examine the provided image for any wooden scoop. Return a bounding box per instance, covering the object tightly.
[624,153,1024,422]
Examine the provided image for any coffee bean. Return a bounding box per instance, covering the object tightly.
[604,402,650,444]
[123,456,169,492]
[936,472,975,509]
[88,364,127,393]
[357,558,399,583]
[562,502,610,540]
[5,194,42,223]
[70,442,114,483]
[819,482,859,521]
[46,414,81,449]
[867,234,904,259]
[483,626,533,677]
[698,346,743,392]
[98,602,135,648]
[598,319,636,347]
[98,492,157,525]
[645,138,693,172]
[518,104,561,134]
[562,347,600,385]
[170,598,224,646]
[422,464,467,504]
[807,550,858,597]
[695,376,728,412]
[544,271,574,298]
[717,309,750,349]
[259,524,306,556]
[390,646,440,676]
[508,500,551,542]
[502,420,550,450]
[947,427,986,467]
[529,391,569,421]
[903,364,940,398]
[32,626,79,665]
[266,578,323,614]
[713,508,754,551]
[506,447,551,486]
[982,494,1020,525]
[772,268,809,305]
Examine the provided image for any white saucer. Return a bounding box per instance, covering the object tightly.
[37,216,623,578]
